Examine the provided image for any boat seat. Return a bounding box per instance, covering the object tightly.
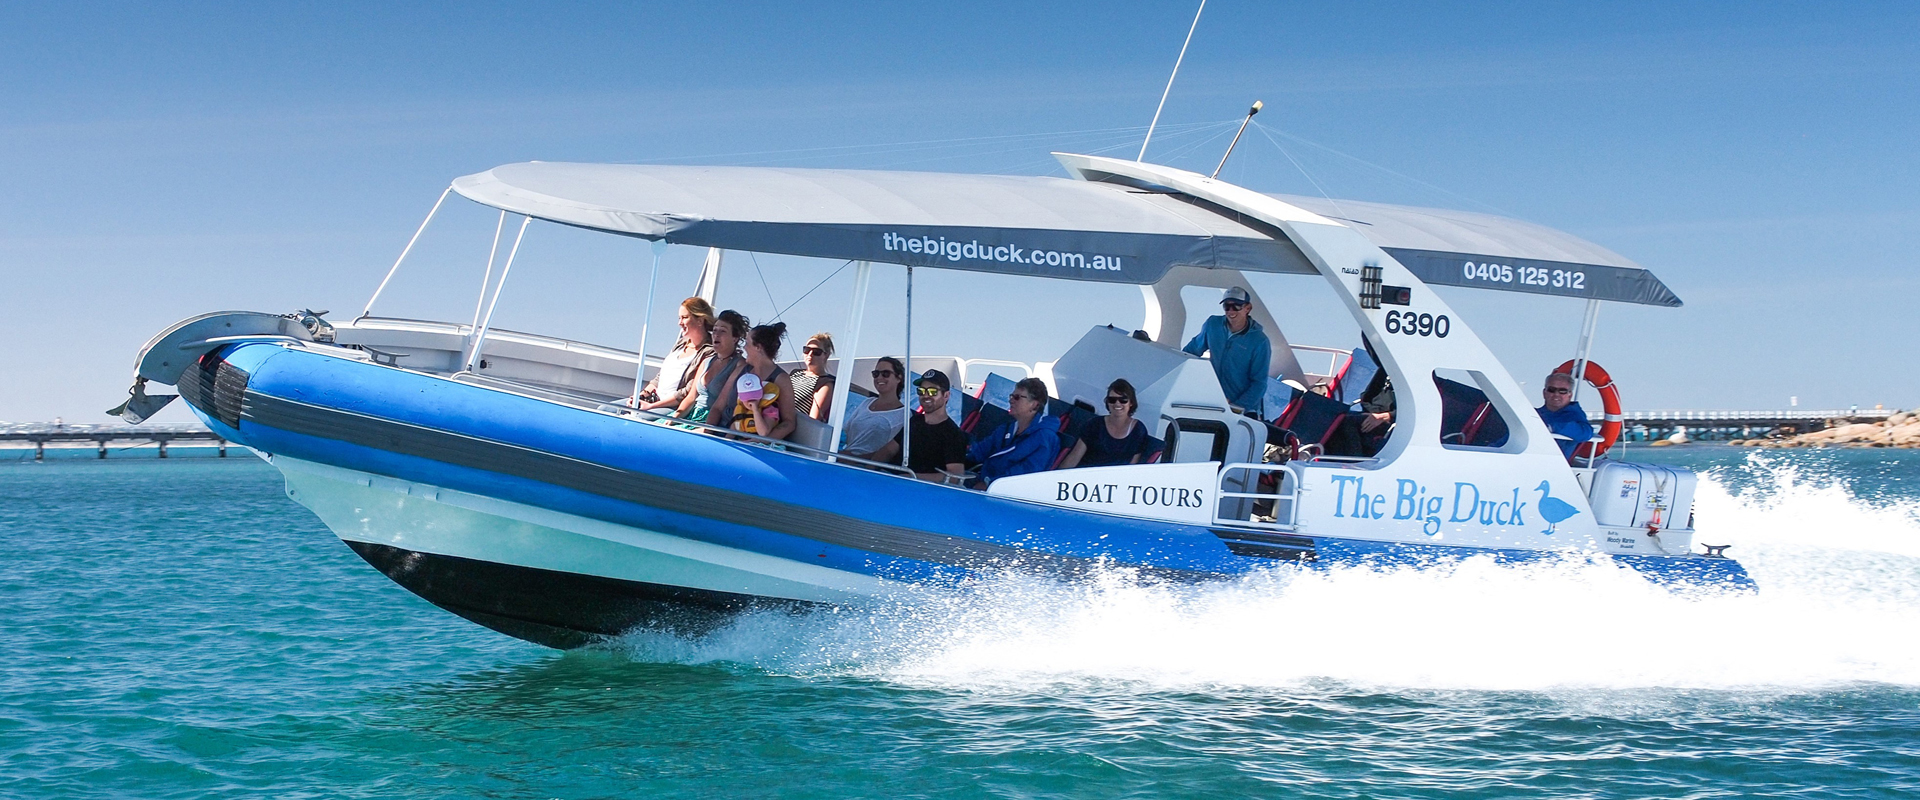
[961,378,1014,441]
[962,400,1012,443]
[1327,346,1376,405]
[1273,390,1349,447]
[1458,401,1509,447]
[1436,376,1509,448]
[1050,430,1080,470]
[790,414,832,452]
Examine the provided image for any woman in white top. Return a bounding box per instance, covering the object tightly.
[842,356,907,463]
[631,297,715,412]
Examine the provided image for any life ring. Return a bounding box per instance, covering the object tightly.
[1553,359,1622,458]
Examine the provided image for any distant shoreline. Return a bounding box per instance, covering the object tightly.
[1733,413,1920,449]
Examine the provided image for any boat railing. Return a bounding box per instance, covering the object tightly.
[1289,344,1353,385]
[1212,462,1299,530]
[450,371,624,409]
[614,407,921,479]
[956,358,1034,391]
[444,368,919,478]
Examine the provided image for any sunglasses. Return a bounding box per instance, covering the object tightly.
[802,346,824,355]
[1008,393,1034,403]
[916,386,944,397]
[1544,387,1571,395]
[871,370,897,379]
[1105,396,1129,406]
[1222,302,1248,311]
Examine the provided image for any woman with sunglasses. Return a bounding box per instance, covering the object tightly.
[1059,378,1150,469]
[790,332,837,422]
[841,356,908,463]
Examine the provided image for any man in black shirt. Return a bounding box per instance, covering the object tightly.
[898,369,969,482]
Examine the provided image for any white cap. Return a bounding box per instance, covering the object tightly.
[735,372,764,399]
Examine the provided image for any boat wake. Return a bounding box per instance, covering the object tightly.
[611,455,1920,693]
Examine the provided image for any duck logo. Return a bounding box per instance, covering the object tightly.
[1534,480,1581,535]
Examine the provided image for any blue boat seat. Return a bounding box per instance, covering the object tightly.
[1327,347,1377,405]
[1273,390,1349,448]
[1050,429,1079,470]
[1435,376,1509,448]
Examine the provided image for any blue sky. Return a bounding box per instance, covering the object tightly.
[3,2,1917,422]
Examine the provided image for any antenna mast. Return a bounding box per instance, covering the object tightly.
[1212,100,1262,178]
[1138,0,1206,162]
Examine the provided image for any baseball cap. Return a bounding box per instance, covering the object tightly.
[1221,287,1251,306]
[915,368,951,391]
[734,371,764,400]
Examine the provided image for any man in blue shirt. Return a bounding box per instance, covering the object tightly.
[1183,287,1273,417]
[1536,371,1595,461]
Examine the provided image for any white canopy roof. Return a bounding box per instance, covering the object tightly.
[451,159,1680,306]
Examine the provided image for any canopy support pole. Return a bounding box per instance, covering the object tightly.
[696,248,723,303]
[469,210,507,338]
[360,185,451,321]
[1569,299,1601,409]
[465,215,531,373]
[632,240,670,400]
[902,265,913,470]
[826,261,873,456]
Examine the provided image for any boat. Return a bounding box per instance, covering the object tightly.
[121,151,1753,648]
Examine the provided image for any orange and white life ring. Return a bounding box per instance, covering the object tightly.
[1553,359,1622,458]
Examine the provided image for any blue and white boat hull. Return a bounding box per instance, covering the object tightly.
[164,339,1753,647]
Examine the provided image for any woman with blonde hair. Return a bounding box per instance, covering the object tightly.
[790,332,837,422]
[632,297,715,412]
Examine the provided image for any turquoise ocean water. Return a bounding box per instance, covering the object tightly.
[4,447,1917,798]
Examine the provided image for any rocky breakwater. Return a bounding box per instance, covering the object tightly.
[1733,411,1920,448]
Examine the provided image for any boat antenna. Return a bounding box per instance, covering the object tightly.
[1138,0,1207,162]
[1211,100,1262,178]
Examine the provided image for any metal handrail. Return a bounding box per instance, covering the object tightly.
[1212,461,1299,529]
[1289,344,1352,381]
[956,358,1034,390]
[614,406,921,479]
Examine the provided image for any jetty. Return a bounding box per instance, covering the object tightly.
[1,408,1899,460]
[1604,409,1898,443]
[0,422,230,460]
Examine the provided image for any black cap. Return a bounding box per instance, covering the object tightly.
[915,369,951,391]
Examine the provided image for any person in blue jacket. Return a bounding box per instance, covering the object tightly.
[1536,371,1595,461]
[968,377,1060,487]
[1183,287,1273,417]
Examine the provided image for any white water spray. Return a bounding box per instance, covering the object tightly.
[616,455,1920,693]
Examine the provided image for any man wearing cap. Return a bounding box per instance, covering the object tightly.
[893,369,970,482]
[1182,286,1273,417]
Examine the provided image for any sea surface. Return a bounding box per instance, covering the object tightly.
[3,447,1917,798]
